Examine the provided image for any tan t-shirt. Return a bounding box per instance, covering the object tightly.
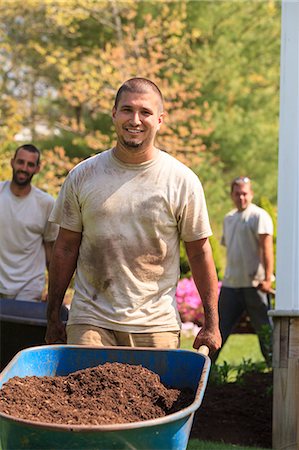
[0,182,58,300]
[50,149,212,332]
[221,203,273,288]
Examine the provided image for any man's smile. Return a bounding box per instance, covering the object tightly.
[124,128,143,134]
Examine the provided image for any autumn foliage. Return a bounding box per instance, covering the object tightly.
[0,0,280,226]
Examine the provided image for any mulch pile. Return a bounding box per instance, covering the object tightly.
[0,362,194,425]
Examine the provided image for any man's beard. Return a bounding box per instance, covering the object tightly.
[12,170,34,186]
[123,139,142,149]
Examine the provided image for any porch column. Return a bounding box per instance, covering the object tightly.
[270,1,299,449]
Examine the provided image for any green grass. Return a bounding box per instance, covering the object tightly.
[187,439,269,450]
[0,438,269,450]
[216,334,265,366]
[181,333,265,367]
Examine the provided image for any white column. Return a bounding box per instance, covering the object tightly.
[274,0,299,315]
[271,3,299,448]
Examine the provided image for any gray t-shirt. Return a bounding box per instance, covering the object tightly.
[50,149,212,332]
[0,181,58,300]
[221,203,273,288]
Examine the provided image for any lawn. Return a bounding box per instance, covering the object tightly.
[181,332,265,367]
[187,440,269,450]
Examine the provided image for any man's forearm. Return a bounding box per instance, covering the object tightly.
[185,238,221,353]
[260,234,274,281]
[44,241,54,271]
[47,253,76,321]
[264,251,274,283]
[185,239,219,329]
[189,253,219,330]
[47,233,80,321]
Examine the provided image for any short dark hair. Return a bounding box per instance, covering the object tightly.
[231,176,251,193]
[114,78,164,112]
[14,144,41,165]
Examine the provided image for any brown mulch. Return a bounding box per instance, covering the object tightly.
[191,371,273,448]
[0,362,272,448]
[0,362,193,426]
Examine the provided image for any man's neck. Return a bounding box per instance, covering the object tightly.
[10,181,32,197]
[113,144,159,164]
[237,203,252,212]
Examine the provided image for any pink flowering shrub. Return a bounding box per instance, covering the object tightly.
[176,278,222,326]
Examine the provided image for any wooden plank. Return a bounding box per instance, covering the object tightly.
[272,317,281,368]
[289,318,299,359]
[273,360,299,449]
[279,317,290,368]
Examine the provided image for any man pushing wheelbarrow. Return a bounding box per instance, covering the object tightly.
[46,77,221,355]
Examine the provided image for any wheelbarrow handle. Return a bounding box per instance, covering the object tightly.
[198,345,209,356]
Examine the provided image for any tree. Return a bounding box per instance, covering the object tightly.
[186,0,281,204]
[0,0,281,243]
[49,2,217,166]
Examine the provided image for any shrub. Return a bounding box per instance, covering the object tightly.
[176,277,222,326]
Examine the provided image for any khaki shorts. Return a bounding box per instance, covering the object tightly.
[66,324,180,349]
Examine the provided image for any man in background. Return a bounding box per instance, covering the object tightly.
[0,144,58,301]
[46,77,221,353]
[214,176,274,364]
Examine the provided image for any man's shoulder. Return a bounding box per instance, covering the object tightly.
[225,204,271,219]
[74,150,110,168]
[224,208,238,219]
[69,150,110,177]
[159,150,201,181]
[31,186,55,205]
[248,203,271,219]
[0,180,9,192]
[160,150,191,169]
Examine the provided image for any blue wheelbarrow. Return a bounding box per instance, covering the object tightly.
[0,345,210,450]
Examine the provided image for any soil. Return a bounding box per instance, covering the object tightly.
[0,363,272,448]
[0,362,193,425]
[191,371,273,448]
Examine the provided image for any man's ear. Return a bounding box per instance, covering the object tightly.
[157,112,164,130]
[34,163,41,175]
[112,106,116,121]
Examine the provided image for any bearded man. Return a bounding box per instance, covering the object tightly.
[0,144,58,301]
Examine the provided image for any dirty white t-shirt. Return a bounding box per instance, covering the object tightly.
[221,203,273,288]
[0,182,58,300]
[50,149,212,332]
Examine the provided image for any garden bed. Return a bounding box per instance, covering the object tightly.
[190,371,272,448]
